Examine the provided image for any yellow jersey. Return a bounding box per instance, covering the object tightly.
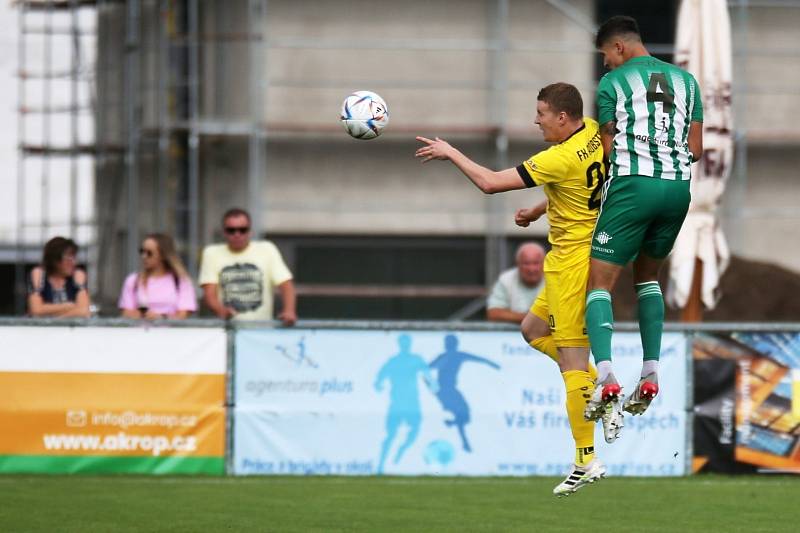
[516,117,605,264]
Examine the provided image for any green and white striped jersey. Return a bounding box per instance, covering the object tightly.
[597,56,703,180]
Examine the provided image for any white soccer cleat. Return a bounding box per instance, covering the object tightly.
[623,373,659,415]
[600,394,624,443]
[552,459,606,497]
[584,375,622,422]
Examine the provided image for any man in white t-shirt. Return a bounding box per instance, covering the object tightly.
[199,208,297,324]
[486,242,545,324]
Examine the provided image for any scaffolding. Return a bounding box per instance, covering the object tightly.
[89,0,268,310]
[15,0,99,314]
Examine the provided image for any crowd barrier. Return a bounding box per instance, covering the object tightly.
[0,318,797,476]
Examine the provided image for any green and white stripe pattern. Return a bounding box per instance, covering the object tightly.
[635,281,663,300]
[586,289,612,307]
[605,58,698,181]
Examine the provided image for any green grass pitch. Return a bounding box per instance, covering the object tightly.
[1,475,799,532]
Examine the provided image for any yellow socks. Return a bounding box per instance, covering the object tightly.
[529,338,598,466]
[562,370,596,467]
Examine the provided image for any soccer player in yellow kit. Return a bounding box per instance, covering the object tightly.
[416,82,621,496]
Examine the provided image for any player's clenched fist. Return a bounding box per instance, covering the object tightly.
[515,208,534,227]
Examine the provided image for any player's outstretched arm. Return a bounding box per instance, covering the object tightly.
[515,199,548,227]
[415,136,525,194]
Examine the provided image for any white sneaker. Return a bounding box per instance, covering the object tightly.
[552,459,606,497]
[600,395,624,443]
[623,373,659,415]
[584,375,623,422]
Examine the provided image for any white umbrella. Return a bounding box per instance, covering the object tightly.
[667,0,733,312]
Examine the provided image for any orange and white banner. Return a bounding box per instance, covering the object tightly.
[0,326,227,474]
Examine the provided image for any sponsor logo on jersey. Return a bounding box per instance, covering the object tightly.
[595,231,613,245]
[634,133,689,150]
[592,245,615,254]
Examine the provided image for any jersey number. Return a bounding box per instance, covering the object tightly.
[586,161,606,210]
[646,73,674,113]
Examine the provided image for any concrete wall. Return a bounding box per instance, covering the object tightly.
[721,146,800,273]
[724,4,800,273]
[195,0,590,242]
[736,5,800,139]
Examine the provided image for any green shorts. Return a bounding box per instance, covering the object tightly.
[590,176,690,265]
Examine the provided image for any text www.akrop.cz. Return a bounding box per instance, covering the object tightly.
[42,433,197,456]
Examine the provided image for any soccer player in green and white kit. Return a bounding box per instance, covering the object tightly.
[583,16,704,424]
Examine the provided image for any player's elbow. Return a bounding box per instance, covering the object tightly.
[690,147,703,162]
[480,173,503,194]
[481,183,500,194]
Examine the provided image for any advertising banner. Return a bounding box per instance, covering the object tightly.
[234,329,687,476]
[693,332,800,474]
[0,327,227,474]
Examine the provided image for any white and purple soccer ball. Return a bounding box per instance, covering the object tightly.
[340,90,389,140]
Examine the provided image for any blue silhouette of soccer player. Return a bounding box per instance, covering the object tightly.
[430,334,500,453]
[374,334,437,474]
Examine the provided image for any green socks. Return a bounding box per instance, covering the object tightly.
[586,289,613,363]
[636,281,664,361]
[586,283,663,369]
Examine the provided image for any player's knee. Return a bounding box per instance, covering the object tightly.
[520,313,547,344]
[521,325,544,345]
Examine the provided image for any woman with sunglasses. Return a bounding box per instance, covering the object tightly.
[118,233,197,319]
[28,236,91,317]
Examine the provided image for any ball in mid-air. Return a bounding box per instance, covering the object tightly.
[340,90,389,140]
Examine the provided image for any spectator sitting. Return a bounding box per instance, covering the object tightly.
[28,236,91,318]
[119,233,197,320]
[486,242,545,323]
[199,207,296,325]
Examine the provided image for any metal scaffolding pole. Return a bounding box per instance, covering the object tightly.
[187,0,200,276]
[41,0,53,243]
[15,2,28,315]
[156,0,168,231]
[124,0,141,276]
[485,0,509,289]
[93,0,112,306]
[248,0,266,236]
[729,0,750,252]
[69,0,80,240]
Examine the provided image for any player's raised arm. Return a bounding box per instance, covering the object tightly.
[415,136,526,194]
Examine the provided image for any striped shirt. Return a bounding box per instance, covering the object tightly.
[597,56,703,180]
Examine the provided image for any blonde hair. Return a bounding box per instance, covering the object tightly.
[138,233,190,288]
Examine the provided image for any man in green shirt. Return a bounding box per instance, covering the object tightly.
[584,16,704,425]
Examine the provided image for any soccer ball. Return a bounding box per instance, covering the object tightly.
[340,90,389,140]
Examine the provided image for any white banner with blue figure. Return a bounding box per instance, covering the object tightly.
[233,329,688,476]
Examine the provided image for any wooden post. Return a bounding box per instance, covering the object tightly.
[680,258,704,322]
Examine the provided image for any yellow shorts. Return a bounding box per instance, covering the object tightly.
[530,250,590,348]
